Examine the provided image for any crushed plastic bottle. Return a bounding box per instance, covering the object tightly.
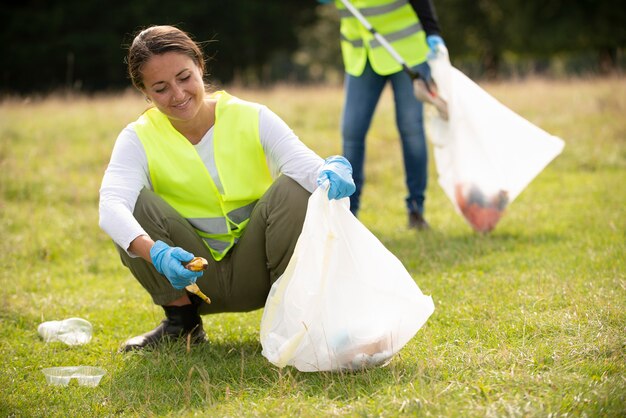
[38,317,93,346]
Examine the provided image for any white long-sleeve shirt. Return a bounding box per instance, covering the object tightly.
[99,103,324,255]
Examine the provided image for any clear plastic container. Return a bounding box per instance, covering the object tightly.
[38,318,93,345]
[41,366,106,387]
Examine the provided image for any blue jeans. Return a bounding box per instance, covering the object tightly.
[341,60,430,216]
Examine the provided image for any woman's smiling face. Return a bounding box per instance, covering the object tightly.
[141,51,206,122]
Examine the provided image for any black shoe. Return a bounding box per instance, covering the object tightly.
[120,304,206,352]
[408,211,430,230]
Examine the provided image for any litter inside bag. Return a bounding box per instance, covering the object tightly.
[260,187,434,372]
[454,182,508,233]
[425,48,564,232]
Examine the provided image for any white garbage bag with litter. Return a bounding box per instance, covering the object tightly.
[425,48,565,232]
[260,187,434,372]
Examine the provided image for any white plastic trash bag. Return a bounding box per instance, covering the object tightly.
[426,49,565,232]
[260,187,434,372]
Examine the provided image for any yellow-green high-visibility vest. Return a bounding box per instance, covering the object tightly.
[336,0,429,76]
[133,91,273,261]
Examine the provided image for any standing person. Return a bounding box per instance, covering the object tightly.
[99,25,355,352]
[320,0,446,229]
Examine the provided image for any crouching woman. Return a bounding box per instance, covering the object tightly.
[99,25,355,351]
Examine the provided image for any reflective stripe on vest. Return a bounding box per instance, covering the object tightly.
[133,91,273,261]
[336,0,429,76]
[340,22,423,48]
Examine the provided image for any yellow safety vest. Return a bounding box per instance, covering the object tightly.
[336,0,429,76]
[133,91,273,261]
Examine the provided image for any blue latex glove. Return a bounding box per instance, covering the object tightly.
[316,156,356,200]
[150,240,203,290]
[317,0,333,3]
[426,35,446,58]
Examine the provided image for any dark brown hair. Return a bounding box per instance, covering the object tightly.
[127,25,205,90]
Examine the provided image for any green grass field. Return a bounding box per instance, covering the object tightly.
[1,76,625,417]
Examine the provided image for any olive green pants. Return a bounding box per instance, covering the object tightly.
[116,175,310,315]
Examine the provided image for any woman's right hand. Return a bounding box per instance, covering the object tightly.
[150,240,203,289]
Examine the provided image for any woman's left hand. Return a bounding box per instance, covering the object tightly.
[316,156,356,200]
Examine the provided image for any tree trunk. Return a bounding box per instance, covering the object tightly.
[598,47,618,74]
[482,51,501,80]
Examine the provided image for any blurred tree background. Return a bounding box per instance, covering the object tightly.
[1,0,624,94]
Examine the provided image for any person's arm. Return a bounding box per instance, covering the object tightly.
[258,105,325,193]
[99,128,202,288]
[98,126,152,257]
[410,0,441,36]
[258,105,355,199]
[128,235,155,262]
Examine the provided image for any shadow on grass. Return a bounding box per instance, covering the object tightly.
[381,228,565,276]
[107,335,409,414]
